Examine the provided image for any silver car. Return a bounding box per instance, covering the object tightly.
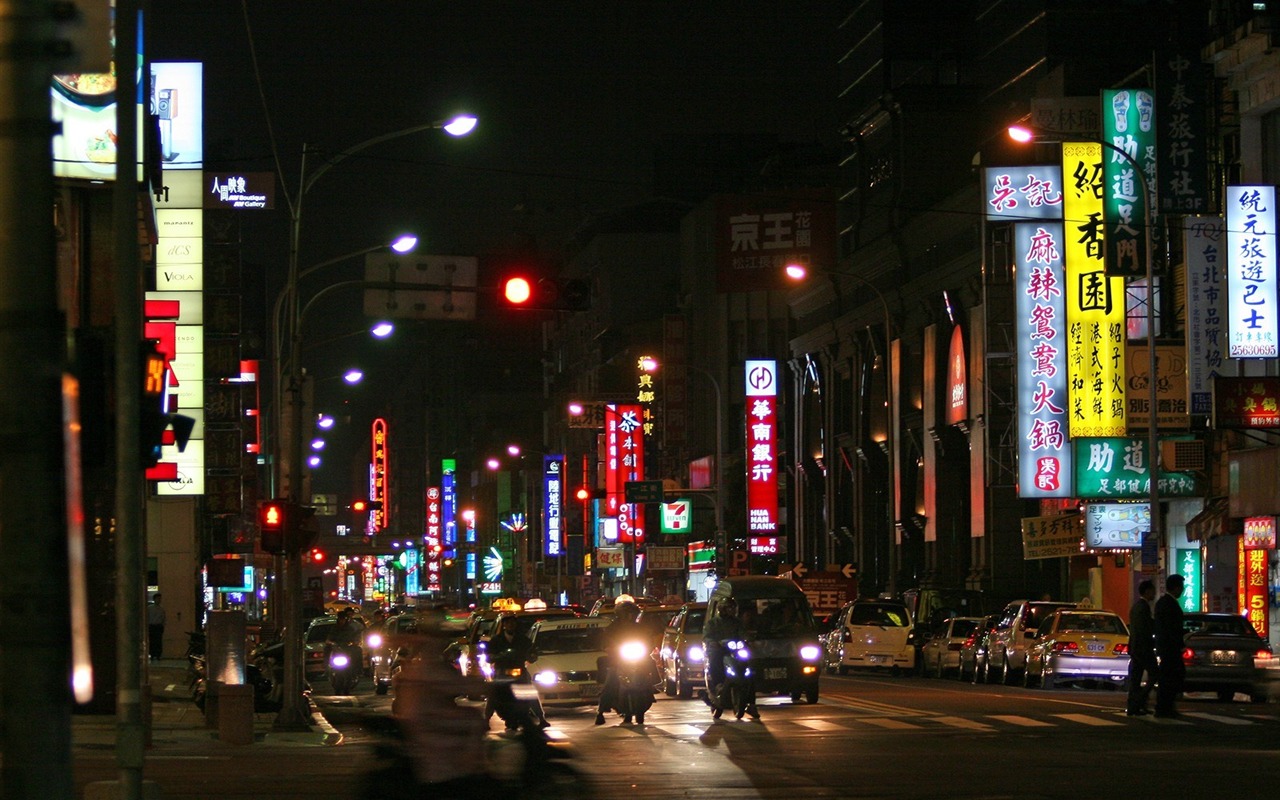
[920,617,982,678]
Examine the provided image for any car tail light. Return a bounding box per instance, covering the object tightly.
[962,635,977,647]
[1114,643,1129,655]
[1052,641,1078,653]
[1182,647,1196,664]
[1256,648,1273,660]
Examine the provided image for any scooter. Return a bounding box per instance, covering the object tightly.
[328,644,363,695]
[613,638,656,725]
[710,639,756,720]
[482,645,544,732]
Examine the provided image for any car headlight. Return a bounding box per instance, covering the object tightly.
[800,645,821,661]
[534,670,558,686]
[687,645,705,662]
[366,633,383,649]
[620,640,648,662]
[330,653,350,668]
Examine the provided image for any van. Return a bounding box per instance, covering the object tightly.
[707,576,823,704]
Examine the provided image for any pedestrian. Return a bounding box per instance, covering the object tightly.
[1125,579,1157,716]
[148,592,166,661]
[1153,573,1186,718]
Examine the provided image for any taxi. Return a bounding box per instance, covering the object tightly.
[524,616,611,705]
[1023,609,1130,689]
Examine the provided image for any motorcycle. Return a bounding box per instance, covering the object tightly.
[481,643,544,732]
[328,644,363,695]
[710,638,756,720]
[613,638,656,725]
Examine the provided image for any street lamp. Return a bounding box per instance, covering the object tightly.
[785,262,898,595]
[273,114,476,730]
[1007,124,1162,549]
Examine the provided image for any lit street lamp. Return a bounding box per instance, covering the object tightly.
[1007,125,1162,548]
[273,114,476,730]
[785,262,898,594]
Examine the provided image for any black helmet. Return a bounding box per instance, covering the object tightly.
[615,601,639,620]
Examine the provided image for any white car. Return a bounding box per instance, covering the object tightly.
[525,617,612,705]
[826,600,916,673]
[920,616,983,678]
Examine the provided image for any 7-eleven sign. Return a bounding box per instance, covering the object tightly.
[661,499,692,533]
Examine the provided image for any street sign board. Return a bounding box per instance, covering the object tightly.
[660,499,691,533]
[624,480,664,504]
[792,570,858,614]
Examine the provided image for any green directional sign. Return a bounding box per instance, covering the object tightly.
[624,480,664,504]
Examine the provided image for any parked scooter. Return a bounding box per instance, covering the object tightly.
[613,638,656,725]
[188,651,284,713]
[328,643,363,695]
[710,638,756,720]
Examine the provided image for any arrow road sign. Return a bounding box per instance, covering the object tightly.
[841,563,856,579]
[788,562,808,579]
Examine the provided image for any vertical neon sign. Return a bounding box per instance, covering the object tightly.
[543,454,565,556]
[606,405,645,543]
[370,418,388,531]
[425,486,442,593]
[745,360,778,532]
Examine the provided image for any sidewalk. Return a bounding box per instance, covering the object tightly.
[72,659,340,750]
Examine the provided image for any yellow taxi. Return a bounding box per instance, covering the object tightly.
[1023,609,1130,690]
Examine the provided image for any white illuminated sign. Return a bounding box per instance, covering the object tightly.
[1226,185,1278,358]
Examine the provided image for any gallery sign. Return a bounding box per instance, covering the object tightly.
[205,172,275,209]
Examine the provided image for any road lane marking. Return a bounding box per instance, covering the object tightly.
[655,724,707,736]
[1181,712,1255,726]
[822,695,928,716]
[791,718,845,731]
[1054,713,1123,726]
[931,715,994,731]
[859,717,922,730]
[987,715,1054,727]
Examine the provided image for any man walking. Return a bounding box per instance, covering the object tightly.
[148,593,166,661]
[1153,574,1186,718]
[1125,580,1157,716]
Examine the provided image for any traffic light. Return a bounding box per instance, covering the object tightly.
[290,505,319,552]
[350,499,384,513]
[259,500,287,554]
[500,276,590,311]
[139,339,195,469]
[303,547,330,567]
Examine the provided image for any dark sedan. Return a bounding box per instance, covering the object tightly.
[1179,613,1274,702]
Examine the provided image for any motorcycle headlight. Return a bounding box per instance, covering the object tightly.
[735,647,751,660]
[366,633,383,649]
[620,640,648,662]
[799,645,821,661]
[534,670,558,686]
[330,653,350,668]
[687,645,705,662]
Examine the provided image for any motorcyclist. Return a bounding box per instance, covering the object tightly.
[594,600,643,725]
[486,614,549,729]
[703,597,758,718]
[327,608,364,648]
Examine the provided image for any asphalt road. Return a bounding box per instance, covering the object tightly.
[75,671,1280,799]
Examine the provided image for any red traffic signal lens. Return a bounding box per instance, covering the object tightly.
[504,277,532,305]
[260,502,284,529]
[576,487,590,502]
[351,500,368,512]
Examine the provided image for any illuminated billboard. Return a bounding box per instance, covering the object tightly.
[1226,186,1278,358]
[605,405,645,543]
[983,166,1063,220]
[744,360,779,532]
[1184,216,1236,414]
[1100,89,1156,277]
[1084,502,1150,550]
[543,455,565,557]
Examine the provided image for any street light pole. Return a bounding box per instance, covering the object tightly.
[273,116,476,730]
[686,365,725,577]
[1008,125,1161,548]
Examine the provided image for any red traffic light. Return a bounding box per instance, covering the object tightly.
[305,547,325,564]
[499,276,590,311]
[351,499,384,512]
[504,276,533,304]
[260,501,285,530]
[576,487,590,502]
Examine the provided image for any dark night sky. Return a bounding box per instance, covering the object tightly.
[149,2,846,478]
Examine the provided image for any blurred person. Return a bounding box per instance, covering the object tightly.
[1153,573,1186,718]
[147,593,166,661]
[1125,579,1157,716]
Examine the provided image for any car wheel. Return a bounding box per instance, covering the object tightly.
[664,673,677,697]
[790,688,802,703]
[675,667,694,700]
[1250,693,1267,704]
[837,663,850,676]
[805,685,819,704]
[1000,656,1013,685]
[974,658,986,684]
[1023,663,1034,688]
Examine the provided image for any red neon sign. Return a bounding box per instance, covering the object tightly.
[371,418,388,531]
[745,360,778,533]
[605,404,645,543]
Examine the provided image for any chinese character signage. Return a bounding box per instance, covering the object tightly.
[1100,89,1156,277]
[1178,547,1202,613]
[1239,537,1268,638]
[1213,377,1280,428]
[1226,185,1278,357]
[636,356,658,437]
[1084,502,1150,549]
[1124,345,1190,429]
[370,418,388,531]
[442,459,457,554]
[1074,437,1197,499]
[748,537,779,555]
[1243,516,1277,549]
[1156,52,1210,214]
[983,165,1063,220]
[605,405,645,543]
[744,360,779,533]
[205,172,274,210]
[424,487,441,593]
[1015,221,1073,497]
[1063,142,1127,437]
[946,324,968,426]
[543,454,565,557]
[1185,217,1237,414]
[1020,514,1084,559]
[714,190,838,292]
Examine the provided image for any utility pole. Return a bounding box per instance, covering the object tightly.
[0,2,71,797]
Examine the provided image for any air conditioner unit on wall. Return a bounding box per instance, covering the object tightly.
[1161,440,1205,472]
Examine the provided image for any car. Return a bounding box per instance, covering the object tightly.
[300,614,365,684]
[658,602,707,699]
[985,600,1078,684]
[825,599,915,674]
[958,615,999,683]
[475,607,582,677]
[1023,609,1130,689]
[451,610,500,677]
[588,594,662,617]
[1180,612,1274,702]
[709,576,823,703]
[370,612,428,695]
[920,616,983,678]
[524,616,613,705]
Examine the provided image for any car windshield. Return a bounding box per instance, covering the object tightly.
[739,597,817,637]
[533,627,606,654]
[685,609,706,633]
[306,621,335,643]
[1185,615,1262,638]
[950,619,979,638]
[1025,604,1073,629]
[1056,613,1126,634]
[849,604,910,628]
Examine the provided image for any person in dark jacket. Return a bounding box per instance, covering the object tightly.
[486,614,547,729]
[1125,579,1157,716]
[595,601,642,725]
[1153,573,1186,718]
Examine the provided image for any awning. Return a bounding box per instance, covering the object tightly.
[1186,497,1230,542]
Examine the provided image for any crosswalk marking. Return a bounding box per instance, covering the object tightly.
[1054,713,1123,727]
[932,715,994,731]
[1181,712,1255,726]
[987,714,1054,727]
[860,717,921,730]
[658,723,708,736]
[791,718,845,731]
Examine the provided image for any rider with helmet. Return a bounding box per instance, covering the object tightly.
[702,597,752,714]
[594,600,643,725]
